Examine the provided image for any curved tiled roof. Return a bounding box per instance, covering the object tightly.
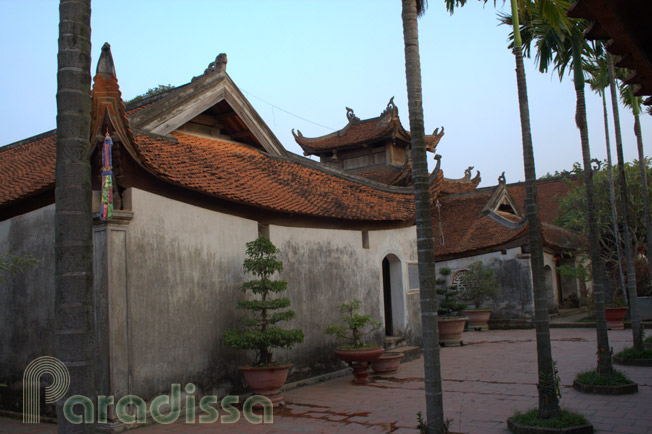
[0,133,56,206]
[294,116,402,154]
[1,130,439,222]
[131,132,421,221]
[434,190,527,258]
[434,181,585,258]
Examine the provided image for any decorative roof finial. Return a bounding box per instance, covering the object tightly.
[205,53,227,74]
[498,172,506,184]
[346,107,360,123]
[381,96,398,118]
[96,42,116,76]
[464,166,474,179]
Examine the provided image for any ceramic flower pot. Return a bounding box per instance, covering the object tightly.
[239,364,292,407]
[371,352,405,374]
[438,317,467,346]
[463,309,492,331]
[605,307,628,330]
[335,347,384,384]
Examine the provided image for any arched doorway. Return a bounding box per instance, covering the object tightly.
[382,254,405,336]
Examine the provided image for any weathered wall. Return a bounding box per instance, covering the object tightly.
[436,248,536,319]
[122,188,256,400]
[268,225,419,380]
[0,188,422,412]
[0,205,55,416]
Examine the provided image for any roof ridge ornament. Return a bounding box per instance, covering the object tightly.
[205,53,228,75]
[346,107,360,123]
[381,96,398,118]
[498,172,506,184]
[464,166,474,179]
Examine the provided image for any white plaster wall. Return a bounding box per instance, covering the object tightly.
[124,188,258,398]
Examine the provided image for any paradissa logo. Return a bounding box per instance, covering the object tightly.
[23,356,273,425]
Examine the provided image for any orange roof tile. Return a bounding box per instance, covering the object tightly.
[507,178,577,225]
[133,132,418,221]
[434,180,585,259]
[294,116,401,154]
[0,134,56,206]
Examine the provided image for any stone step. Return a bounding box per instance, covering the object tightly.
[384,335,405,350]
[385,345,422,363]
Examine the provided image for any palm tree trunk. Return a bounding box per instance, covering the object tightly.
[571,43,613,376]
[55,0,95,432]
[401,1,445,432]
[601,91,627,302]
[607,54,643,350]
[510,0,560,418]
[631,98,652,294]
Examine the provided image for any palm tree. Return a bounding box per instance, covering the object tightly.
[500,0,614,377]
[619,84,652,296]
[447,0,561,418]
[585,55,626,301]
[55,0,95,432]
[400,1,446,432]
[607,54,644,350]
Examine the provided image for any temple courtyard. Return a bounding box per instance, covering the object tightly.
[1,327,650,434]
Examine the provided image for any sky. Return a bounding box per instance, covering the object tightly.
[0,0,649,188]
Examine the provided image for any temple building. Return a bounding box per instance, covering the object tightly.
[1,45,585,424]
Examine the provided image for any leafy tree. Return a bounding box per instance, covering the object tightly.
[457,262,499,309]
[223,236,304,366]
[400,0,446,431]
[556,159,652,299]
[55,0,95,432]
[585,53,627,296]
[499,0,615,378]
[436,267,467,317]
[606,54,644,351]
[324,299,382,349]
[619,81,652,299]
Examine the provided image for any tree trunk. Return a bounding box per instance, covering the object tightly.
[601,90,627,302]
[510,0,560,419]
[571,43,613,377]
[607,54,643,350]
[400,1,445,432]
[632,99,652,295]
[55,0,95,432]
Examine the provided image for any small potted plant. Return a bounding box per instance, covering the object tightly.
[436,267,467,346]
[605,295,628,330]
[223,236,304,406]
[457,262,499,331]
[325,299,384,384]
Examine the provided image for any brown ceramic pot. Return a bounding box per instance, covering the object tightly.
[438,317,467,346]
[335,347,384,384]
[371,352,404,374]
[239,364,292,407]
[463,309,492,331]
[605,307,628,330]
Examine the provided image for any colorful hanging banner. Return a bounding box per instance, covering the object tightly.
[100,133,113,221]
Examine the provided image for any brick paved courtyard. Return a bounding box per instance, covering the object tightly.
[2,328,650,433]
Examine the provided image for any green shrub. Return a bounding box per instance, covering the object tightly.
[223,236,304,366]
[615,346,652,360]
[325,299,382,349]
[456,261,499,309]
[510,408,588,429]
[574,369,634,386]
[436,267,467,317]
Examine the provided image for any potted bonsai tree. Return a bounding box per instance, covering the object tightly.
[325,299,384,384]
[223,235,304,406]
[457,261,499,331]
[436,267,468,346]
